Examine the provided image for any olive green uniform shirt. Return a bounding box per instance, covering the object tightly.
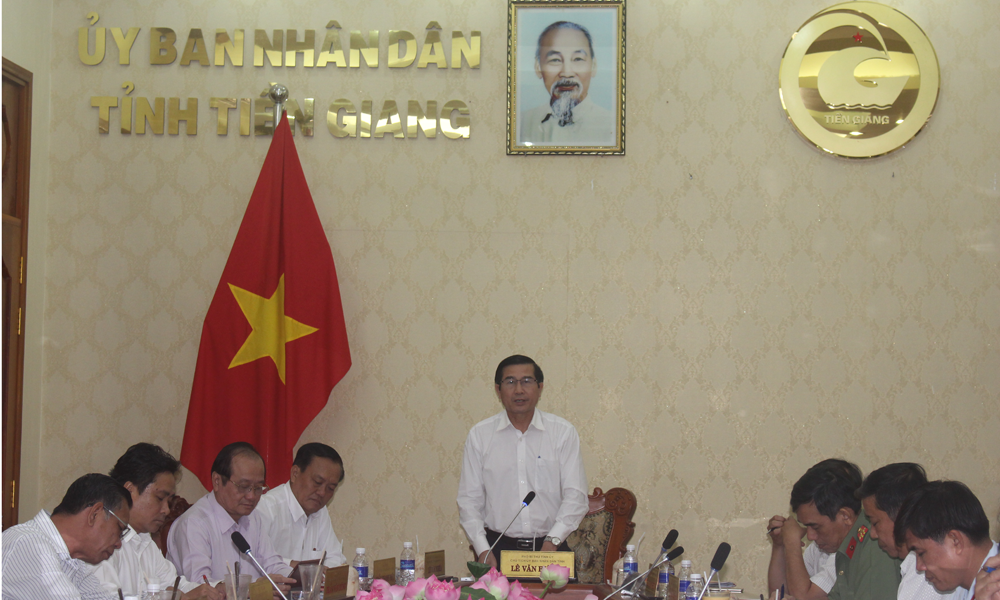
[828,510,902,600]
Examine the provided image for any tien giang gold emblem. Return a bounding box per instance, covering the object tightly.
[779,1,939,158]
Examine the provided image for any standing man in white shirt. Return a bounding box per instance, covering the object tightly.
[93,443,223,599]
[457,354,588,568]
[858,463,956,600]
[256,442,347,568]
[894,481,998,600]
[2,473,131,600]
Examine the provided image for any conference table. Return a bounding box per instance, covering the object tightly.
[321,581,617,600]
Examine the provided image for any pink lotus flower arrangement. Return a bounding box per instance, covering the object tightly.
[356,565,584,600]
[358,575,465,600]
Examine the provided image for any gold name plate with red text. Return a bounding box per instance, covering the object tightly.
[500,551,575,579]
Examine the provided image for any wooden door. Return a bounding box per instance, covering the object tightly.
[2,57,32,529]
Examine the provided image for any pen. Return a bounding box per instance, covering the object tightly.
[986,566,996,574]
[203,575,210,584]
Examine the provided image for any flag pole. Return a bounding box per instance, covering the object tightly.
[268,83,288,124]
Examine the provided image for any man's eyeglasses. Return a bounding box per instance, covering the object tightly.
[500,376,538,388]
[104,507,130,540]
[228,480,269,496]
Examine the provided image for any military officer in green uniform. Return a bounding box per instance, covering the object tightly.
[828,506,901,600]
[769,459,901,600]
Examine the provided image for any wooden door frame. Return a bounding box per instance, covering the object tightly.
[3,57,32,529]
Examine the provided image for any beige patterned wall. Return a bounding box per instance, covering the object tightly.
[15,0,1000,592]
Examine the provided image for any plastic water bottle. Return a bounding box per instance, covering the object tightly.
[686,574,703,600]
[353,548,372,591]
[678,560,693,600]
[399,542,416,585]
[622,545,639,596]
[613,555,625,586]
[140,582,163,600]
[655,551,675,599]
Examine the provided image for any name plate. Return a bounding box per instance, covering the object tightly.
[249,580,272,600]
[499,551,575,579]
[425,550,446,578]
[326,565,349,597]
[374,557,397,584]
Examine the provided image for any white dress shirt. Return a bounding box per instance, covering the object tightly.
[457,409,588,557]
[898,551,958,600]
[166,491,293,582]
[804,541,838,593]
[0,509,116,600]
[256,482,346,568]
[92,528,205,596]
[954,541,999,600]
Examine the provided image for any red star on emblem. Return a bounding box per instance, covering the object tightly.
[853,32,864,42]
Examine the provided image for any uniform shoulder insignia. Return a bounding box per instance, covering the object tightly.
[846,537,858,559]
[857,526,868,542]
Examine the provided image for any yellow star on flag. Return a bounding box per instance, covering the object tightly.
[228,274,318,383]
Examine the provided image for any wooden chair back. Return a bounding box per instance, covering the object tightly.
[565,487,637,584]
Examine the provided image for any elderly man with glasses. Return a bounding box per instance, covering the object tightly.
[457,354,588,568]
[2,473,132,599]
[167,442,294,597]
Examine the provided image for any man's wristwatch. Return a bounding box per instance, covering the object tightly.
[545,535,561,546]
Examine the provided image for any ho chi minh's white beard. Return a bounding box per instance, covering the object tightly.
[549,79,582,127]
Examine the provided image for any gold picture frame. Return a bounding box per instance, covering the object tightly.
[507,0,625,155]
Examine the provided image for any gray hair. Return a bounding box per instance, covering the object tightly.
[535,21,595,62]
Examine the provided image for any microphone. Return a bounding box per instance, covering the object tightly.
[695,543,731,600]
[483,492,537,562]
[232,532,289,600]
[600,545,684,600]
[661,530,679,551]
[666,545,685,562]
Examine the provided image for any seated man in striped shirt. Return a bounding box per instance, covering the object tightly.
[1,473,132,600]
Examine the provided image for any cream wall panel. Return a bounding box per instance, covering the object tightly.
[19,0,1000,592]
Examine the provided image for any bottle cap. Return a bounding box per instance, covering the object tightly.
[147,583,162,591]
[691,574,702,580]
[357,548,366,554]
[681,560,692,566]
[403,542,413,548]
[626,544,635,551]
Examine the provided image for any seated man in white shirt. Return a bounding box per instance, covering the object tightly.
[94,443,222,599]
[894,481,998,600]
[2,473,131,600]
[859,463,956,600]
[457,354,588,568]
[256,442,347,568]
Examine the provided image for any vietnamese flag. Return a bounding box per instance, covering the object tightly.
[181,115,351,490]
